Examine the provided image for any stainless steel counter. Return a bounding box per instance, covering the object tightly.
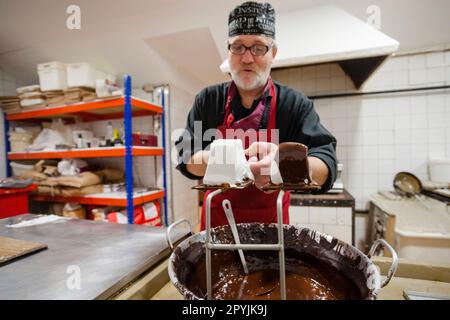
[0,214,188,300]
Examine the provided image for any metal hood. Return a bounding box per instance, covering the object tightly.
[220,5,399,89]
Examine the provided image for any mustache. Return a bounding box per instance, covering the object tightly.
[238,67,258,72]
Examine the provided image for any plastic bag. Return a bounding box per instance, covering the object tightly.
[57,159,88,176]
[51,118,74,145]
[27,128,68,151]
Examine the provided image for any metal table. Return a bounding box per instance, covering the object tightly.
[0,214,188,300]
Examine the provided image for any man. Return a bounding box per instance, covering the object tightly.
[175,1,337,230]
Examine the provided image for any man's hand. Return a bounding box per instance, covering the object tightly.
[186,150,210,177]
[244,142,278,189]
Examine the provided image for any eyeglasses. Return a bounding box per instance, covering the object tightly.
[228,43,273,56]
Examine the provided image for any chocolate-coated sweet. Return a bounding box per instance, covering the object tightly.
[277,142,311,184]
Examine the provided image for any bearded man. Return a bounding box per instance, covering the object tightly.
[175,2,337,230]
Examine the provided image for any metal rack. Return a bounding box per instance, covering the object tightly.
[204,188,287,300]
[3,75,168,225]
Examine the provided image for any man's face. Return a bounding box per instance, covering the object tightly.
[228,35,277,91]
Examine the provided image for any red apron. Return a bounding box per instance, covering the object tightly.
[200,78,290,230]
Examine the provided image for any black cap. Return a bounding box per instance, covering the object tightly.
[228,2,276,39]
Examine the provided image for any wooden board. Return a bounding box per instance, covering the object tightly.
[0,236,47,266]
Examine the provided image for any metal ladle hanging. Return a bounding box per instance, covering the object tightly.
[393,172,432,211]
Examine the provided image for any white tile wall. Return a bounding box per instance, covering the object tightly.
[272,49,450,210]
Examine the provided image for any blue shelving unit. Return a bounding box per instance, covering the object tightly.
[4,74,167,225]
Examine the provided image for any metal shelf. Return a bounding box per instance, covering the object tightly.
[4,76,168,224]
[8,146,163,160]
[6,96,162,122]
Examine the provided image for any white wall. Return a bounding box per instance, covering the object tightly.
[168,84,199,227]
[272,47,450,211]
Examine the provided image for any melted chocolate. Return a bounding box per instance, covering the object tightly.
[174,225,369,300]
[277,142,311,184]
[185,250,362,300]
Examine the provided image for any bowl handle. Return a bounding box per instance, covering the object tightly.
[166,219,193,251]
[368,239,399,288]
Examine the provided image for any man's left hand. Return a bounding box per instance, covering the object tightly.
[244,141,278,189]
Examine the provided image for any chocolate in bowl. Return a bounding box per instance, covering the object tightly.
[185,249,362,300]
[169,223,388,300]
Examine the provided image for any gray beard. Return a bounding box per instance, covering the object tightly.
[231,67,271,91]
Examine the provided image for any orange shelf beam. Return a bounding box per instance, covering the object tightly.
[8,147,163,160]
[31,190,165,207]
[6,97,162,121]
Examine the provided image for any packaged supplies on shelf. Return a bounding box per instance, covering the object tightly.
[72,130,94,149]
[37,61,67,91]
[102,183,125,192]
[107,211,129,224]
[49,203,65,216]
[19,170,49,181]
[62,203,86,219]
[37,185,61,196]
[26,128,69,151]
[33,159,60,173]
[63,86,96,104]
[45,171,101,188]
[9,129,33,152]
[108,202,161,226]
[59,184,103,197]
[20,98,47,108]
[18,91,46,99]
[136,201,161,226]
[0,96,21,113]
[66,63,97,88]
[57,159,88,176]
[91,208,107,221]
[42,165,59,177]
[14,160,56,181]
[132,133,157,147]
[96,168,125,183]
[96,79,122,98]
[43,90,65,106]
[16,85,41,94]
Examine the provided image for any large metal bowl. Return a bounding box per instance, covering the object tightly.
[166,221,398,300]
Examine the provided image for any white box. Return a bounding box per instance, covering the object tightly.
[37,61,67,91]
[67,63,97,88]
[428,159,450,183]
[395,232,450,266]
[203,139,254,186]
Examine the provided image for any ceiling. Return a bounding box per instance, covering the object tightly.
[1,0,449,94]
